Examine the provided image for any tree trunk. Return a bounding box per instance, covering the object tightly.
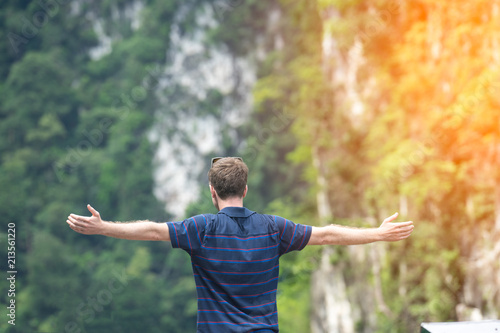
[310,148,355,333]
[311,247,355,333]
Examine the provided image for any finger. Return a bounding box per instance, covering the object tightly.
[400,228,413,235]
[70,214,90,222]
[403,226,414,233]
[398,224,413,232]
[392,225,413,238]
[68,215,76,221]
[401,231,413,239]
[384,212,399,223]
[401,228,414,237]
[396,221,414,227]
[68,215,85,226]
[87,204,100,217]
[67,216,77,226]
[67,220,82,233]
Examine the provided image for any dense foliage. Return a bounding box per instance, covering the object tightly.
[0,0,315,332]
[254,0,500,331]
[0,1,200,332]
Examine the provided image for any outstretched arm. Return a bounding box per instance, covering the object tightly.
[67,204,170,241]
[307,212,413,246]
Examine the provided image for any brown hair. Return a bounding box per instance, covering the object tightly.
[208,157,248,200]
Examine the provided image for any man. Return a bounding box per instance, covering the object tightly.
[67,157,414,333]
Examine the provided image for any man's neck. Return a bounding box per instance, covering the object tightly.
[217,198,244,211]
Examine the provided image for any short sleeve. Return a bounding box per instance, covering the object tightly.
[167,215,207,254]
[274,216,312,255]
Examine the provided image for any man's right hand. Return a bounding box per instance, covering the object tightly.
[67,204,104,235]
[66,205,170,241]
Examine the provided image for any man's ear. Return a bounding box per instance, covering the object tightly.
[242,185,248,198]
[209,185,217,198]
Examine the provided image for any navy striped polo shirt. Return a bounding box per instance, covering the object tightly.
[167,206,312,333]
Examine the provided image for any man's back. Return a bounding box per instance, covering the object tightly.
[167,207,312,333]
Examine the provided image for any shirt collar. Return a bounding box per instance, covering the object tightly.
[218,206,255,218]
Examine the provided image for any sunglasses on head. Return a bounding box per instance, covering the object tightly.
[211,157,243,167]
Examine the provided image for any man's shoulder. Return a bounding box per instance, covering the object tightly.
[185,213,216,223]
[258,214,289,222]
